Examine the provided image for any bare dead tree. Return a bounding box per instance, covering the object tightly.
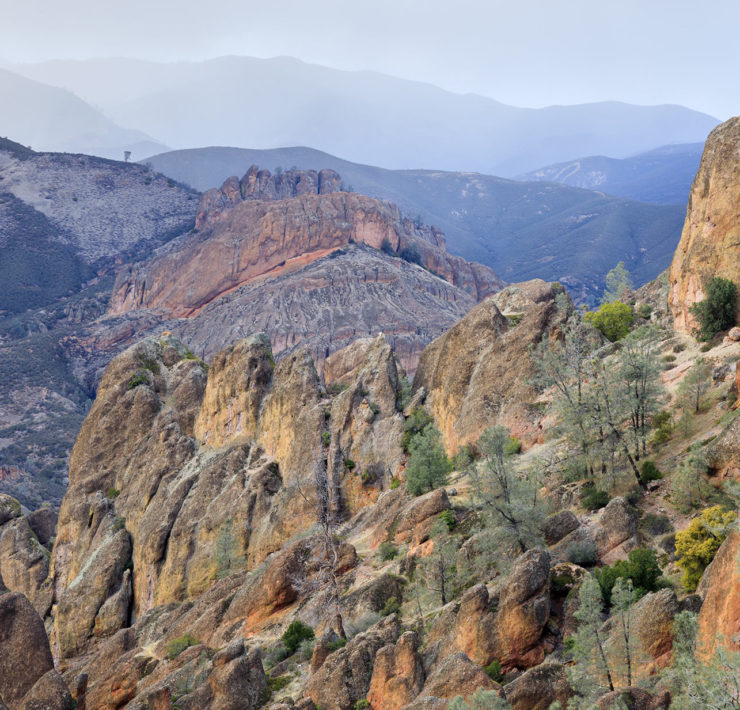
[294,451,346,637]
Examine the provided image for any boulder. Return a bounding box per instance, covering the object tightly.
[420,652,499,700]
[697,521,740,657]
[451,584,497,666]
[19,670,75,710]
[0,592,55,710]
[0,494,22,526]
[543,510,580,545]
[596,687,670,709]
[304,615,400,710]
[495,548,551,668]
[0,516,52,616]
[413,280,566,452]
[25,508,57,549]
[367,632,425,710]
[503,662,572,710]
[389,489,450,545]
[598,497,638,553]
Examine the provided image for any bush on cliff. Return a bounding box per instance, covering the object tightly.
[585,300,634,341]
[689,276,737,340]
[405,423,451,495]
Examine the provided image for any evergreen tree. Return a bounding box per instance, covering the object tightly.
[405,423,451,495]
[603,261,634,304]
[677,356,713,413]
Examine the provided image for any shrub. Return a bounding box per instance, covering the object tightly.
[390,477,401,489]
[327,637,347,652]
[641,513,673,536]
[700,342,713,353]
[398,245,422,265]
[378,541,398,561]
[380,596,401,617]
[439,509,457,531]
[344,612,382,638]
[640,460,663,484]
[127,370,149,390]
[355,701,371,710]
[380,238,395,256]
[298,638,315,661]
[503,436,522,456]
[651,410,674,445]
[281,620,314,656]
[106,486,120,499]
[580,484,610,511]
[265,643,289,668]
[585,301,634,341]
[636,303,653,319]
[595,547,664,605]
[321,431,330,447]
[344,458,356,471]
[689,277,737,341]
[483,660,503,683]
[675,505,737,591]
[405,424,451,496]
[566,539,598,567]
[401,407,434,453]
[167,633,199,660]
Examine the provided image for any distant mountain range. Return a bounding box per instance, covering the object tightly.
[7,56,718,175]
[145,145,686,301]
[520,142,704,205]
[0,68,166,159]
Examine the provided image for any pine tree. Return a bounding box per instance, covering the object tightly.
[603,261,634,304]
[677,356,713,414]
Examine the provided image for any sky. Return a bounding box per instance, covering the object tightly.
[2,0,738,119]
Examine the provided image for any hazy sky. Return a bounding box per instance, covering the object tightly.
[3,0,738,118]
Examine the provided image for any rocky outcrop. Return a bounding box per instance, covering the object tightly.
[304,615,401,710]
[503,662,572,710]
[111,183,502,319]
[669,117,740,332]
[367,631,425,710]
[0,591,73,710]
[420,652,499,700]
[48,331,412,659]
[697,521,740,658]
[413,279,566,452]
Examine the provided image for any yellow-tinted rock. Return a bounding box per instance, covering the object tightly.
[669,117,740,332]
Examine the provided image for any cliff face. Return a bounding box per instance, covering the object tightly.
[669,116,740,332]
[413,279,566,453]
[111,167,502,318]
[48,332,406,660]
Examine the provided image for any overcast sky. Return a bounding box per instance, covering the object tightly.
[3,0,738,119]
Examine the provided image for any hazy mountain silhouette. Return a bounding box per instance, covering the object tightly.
[11,56,718,175]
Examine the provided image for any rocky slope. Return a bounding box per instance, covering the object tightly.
[669,116,740,332]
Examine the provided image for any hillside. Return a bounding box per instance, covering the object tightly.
[0,67,166,159]
[10,56,718,175]
[145,146,686,302]
[519,142,704,205]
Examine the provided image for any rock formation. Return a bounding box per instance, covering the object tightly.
[413,279,566,451]
[669,116,740,332]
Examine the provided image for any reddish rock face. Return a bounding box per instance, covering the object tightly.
[111,183,501,320]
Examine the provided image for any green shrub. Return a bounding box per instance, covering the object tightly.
[405,424,451,496]
[651,410,674,445]
[595,547,664,605]
[380,596,401,617]
[641,513,673,536]
[265,644,289,667]
[327,637,347,652]
[438,509,457,531]
[106,486,120,499]
[700,342,713,353]
[585,301,634,341]
[689,277,737,341]
[566,540,598,566]
[281,620,314,656]
[483,660,503,683]
[401,407,434,453]
[344,458,356,471]
[675,505,737,591]
[167,633,199,660]
[298,638,315,661]
[378,541,398,561]
[640,460,663,484]
[127,370,149,390]
[390,477,401,490]
[322,431,331,447]
[663,354,676,363]
[355,701,371,710]
[580,484,610,511]
[636,303,653,319]
[113,516,126,531]
[503,436,522,455]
